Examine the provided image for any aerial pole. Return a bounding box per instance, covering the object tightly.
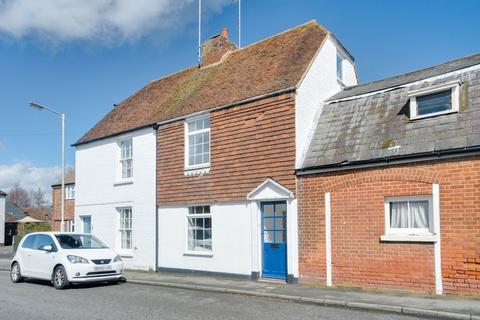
[238,0,241,48]
[198,0,202,65]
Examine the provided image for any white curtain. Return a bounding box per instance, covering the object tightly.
[391,202,409,228]
[391,200,429,229]
[410,201,429,228]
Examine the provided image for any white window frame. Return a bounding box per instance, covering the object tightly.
[382,195,435,242]
[118,207,133,252]
[65,185,75,200]
[184,114,211,171]
[408,81,460,120]
[185,205,212,256]
[119,138,133,180]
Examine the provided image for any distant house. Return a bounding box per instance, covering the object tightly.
[4,199,27,246]
[51,170,75,231]
[22,207,53,225]
[297,53,480,294]
[1,190,54,246]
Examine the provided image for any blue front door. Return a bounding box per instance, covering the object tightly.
[262,201,287,280]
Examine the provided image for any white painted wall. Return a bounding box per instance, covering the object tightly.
[75,127,156,270]
[0,194,5,245]
[295,35,358,168]
[158,202,253,275]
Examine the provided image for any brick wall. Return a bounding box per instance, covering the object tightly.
[52,186,75,231]
[157,93,296,204]
[298,156,480,294]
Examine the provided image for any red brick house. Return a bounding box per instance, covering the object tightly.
[51,170,75,231]
[297,53,480,294]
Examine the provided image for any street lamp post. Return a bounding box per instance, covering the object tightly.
[29,101,66,232]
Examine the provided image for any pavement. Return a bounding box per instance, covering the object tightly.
[0,273,424,320]
[1,250,479,320]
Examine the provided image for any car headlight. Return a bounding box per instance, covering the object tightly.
[67,255,89,264]
[113,255,122,263]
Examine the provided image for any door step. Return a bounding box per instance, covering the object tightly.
[258,278,286,284]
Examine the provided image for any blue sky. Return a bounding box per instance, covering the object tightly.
[0,0,479,192]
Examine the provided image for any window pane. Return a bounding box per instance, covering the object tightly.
[263,217,274,230]
[337,54,343,79]
[264,204,274,216]
[410,201,429,228]
[275,203,287,215]
[390,201,409,228]
[203,153,210,164]
[263,230,274,243]
[274,217,286,230]
[417,90,451,115]
[274,231,286,243]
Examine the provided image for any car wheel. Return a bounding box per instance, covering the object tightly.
[108,280,120,285]
[10,262,24,283]
[52,266,70,290]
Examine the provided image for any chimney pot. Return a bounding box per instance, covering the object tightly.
[220,27,229,40]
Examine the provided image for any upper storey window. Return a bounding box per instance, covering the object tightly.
[120,139,133,179]
[336,52,344,82]
[408,82,460,119]
[185,115,210,169]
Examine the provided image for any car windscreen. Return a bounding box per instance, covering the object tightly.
[55,234,108,249]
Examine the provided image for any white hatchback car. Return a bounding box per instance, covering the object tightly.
[10,232,124,289]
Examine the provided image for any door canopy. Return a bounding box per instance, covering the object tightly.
[247,179,294,201]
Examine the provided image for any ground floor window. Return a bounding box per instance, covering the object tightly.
[187,205,212,252]
[119,207,132,250]
[385,196,433,235]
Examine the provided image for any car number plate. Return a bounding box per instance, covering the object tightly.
[94,265,113,271]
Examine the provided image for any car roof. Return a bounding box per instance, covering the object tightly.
[25,232,91,236]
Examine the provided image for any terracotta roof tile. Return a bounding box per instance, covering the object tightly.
[76,20,329,145]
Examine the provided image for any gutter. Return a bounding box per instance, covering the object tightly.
[72,87,296,147]
[72,124,157,147]
[296,145,480,176]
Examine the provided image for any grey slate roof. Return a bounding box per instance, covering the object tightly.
[302,65,480,170]
[329,53,480,101]
[5,201,27,219]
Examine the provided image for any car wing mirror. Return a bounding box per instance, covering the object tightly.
[42,245,53,252]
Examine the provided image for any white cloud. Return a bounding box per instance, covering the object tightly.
[0,161,60,193]
[0,0,234,44]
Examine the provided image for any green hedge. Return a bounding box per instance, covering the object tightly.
[13,223,52,251]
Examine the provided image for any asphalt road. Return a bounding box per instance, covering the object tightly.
[0,270,425,320]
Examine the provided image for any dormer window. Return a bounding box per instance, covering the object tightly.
[408,82,460,119]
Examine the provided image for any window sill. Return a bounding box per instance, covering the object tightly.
[113,180,133,186]
[380,234,437,243]
[184,166,210,176]
[183,251,213,257]
[410,110,457,121]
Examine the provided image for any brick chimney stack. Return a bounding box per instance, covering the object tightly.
[220,27,229,40]
[201,27,237,67]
